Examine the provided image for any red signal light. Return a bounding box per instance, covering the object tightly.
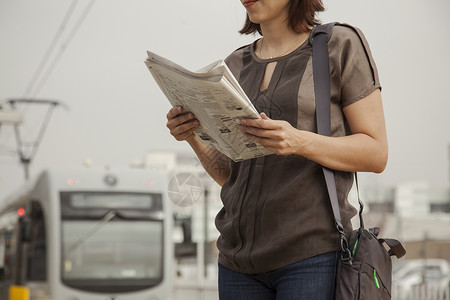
[17,208,25,216]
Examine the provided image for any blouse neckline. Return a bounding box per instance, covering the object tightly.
[250,36,311,63]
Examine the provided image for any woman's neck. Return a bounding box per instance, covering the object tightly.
[258,22,310,59]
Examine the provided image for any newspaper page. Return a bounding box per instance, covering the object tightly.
[145,51,272,162]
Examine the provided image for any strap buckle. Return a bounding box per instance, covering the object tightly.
[337,226,353,265]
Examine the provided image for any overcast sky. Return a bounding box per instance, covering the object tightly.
[1,0,450,199]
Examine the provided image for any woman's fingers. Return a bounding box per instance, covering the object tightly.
[171,119,198,136]
[166,106,183,120]
[167,112,196,129]
[172,125,198,141]
[166,106,199,141]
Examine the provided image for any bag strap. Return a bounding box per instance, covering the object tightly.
[311,24,406,261]
[311,22,365,227]
[310,23,343,230]
[311,22,363,262]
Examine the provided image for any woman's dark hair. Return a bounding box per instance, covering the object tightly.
[239,0,325,35]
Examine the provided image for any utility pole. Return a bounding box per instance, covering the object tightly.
[5,98,67,180]
[1,98,66,300]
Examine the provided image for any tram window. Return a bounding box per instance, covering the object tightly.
[70,193,154,209]
[0,232,5,281]
[60,192,164,293]
[0,232,5,268]
[26,201,47,281]
[60,192,163,220]
[61,220,163,293]
[1,230,14,281]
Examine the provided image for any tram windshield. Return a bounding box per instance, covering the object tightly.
[60,192,164,293]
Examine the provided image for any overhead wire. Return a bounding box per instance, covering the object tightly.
[31,0,97,97]
[1,0,97,159]
[22,0,80,99]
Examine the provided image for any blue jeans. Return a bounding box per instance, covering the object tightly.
[218,251,338,300]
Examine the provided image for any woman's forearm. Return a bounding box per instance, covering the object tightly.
[187,135,231,186]
[298,131,388,173]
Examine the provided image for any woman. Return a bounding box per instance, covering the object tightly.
[166,0,387,299]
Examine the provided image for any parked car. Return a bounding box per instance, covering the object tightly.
[393,259,450,300]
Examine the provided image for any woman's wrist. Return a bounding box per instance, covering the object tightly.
[291,129,314,157]
[186,134,202,150]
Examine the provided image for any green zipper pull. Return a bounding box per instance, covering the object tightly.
[374,269,380,289]
[352,239,359,256]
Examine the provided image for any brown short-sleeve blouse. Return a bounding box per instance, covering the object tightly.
[216,24,381,274]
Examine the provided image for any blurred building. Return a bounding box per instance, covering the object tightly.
[361,182,450,261]
[143,150,222,300]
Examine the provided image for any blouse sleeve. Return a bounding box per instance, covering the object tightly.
[329,25,381,107]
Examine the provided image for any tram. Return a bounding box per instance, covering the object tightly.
[0,167,173,300]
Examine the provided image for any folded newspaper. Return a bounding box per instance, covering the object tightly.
[144,51,272,162]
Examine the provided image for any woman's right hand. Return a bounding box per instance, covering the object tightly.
[166,106,199,142]
[167,106,231,186]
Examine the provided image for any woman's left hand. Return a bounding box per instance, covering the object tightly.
[239,90,388,173]
[239,112,305,156]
